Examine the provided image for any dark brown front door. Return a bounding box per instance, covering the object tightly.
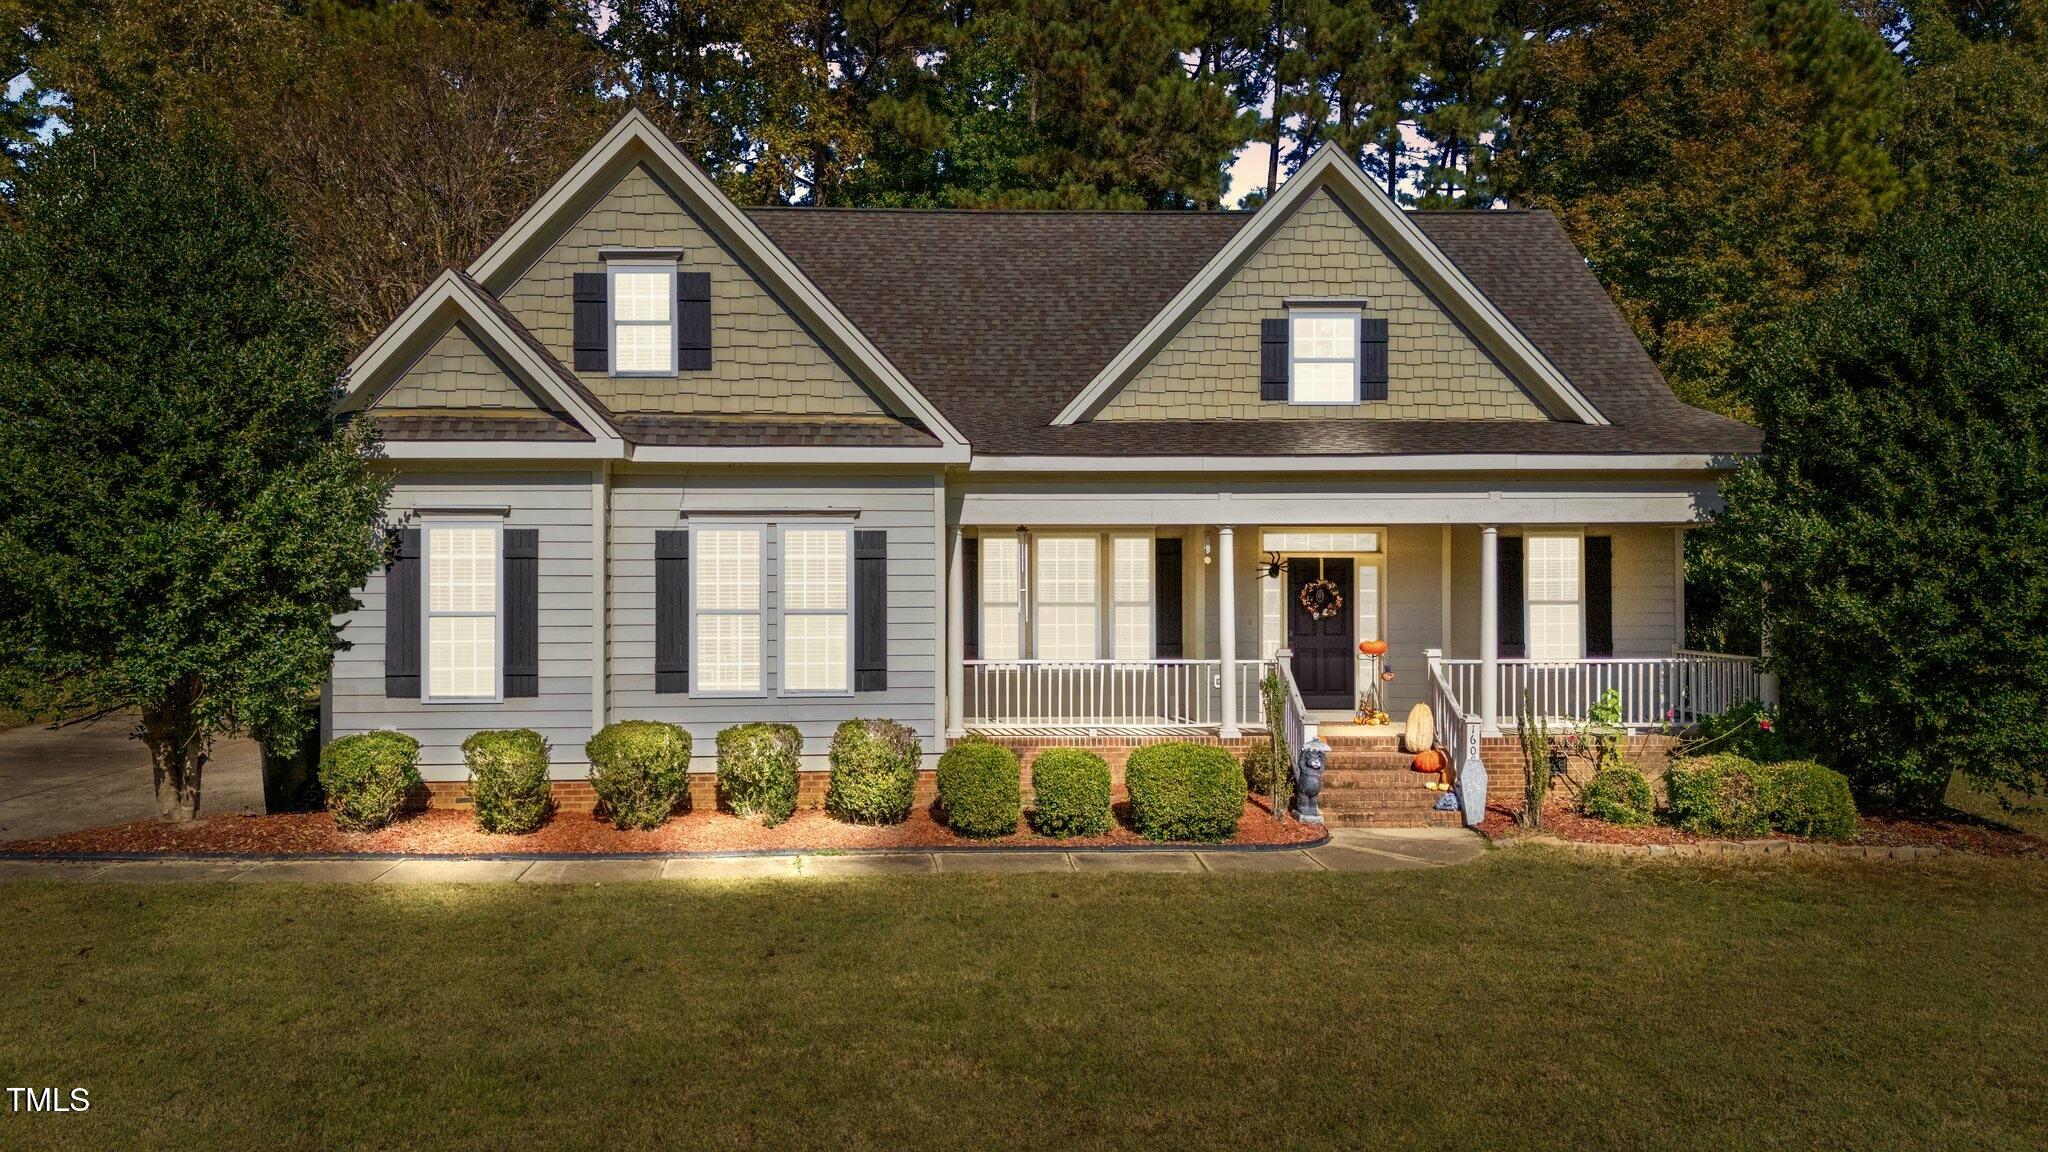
[1287,557,1355,710]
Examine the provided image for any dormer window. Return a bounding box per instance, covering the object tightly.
[1289,310,1361,403]
[609,263,676,375]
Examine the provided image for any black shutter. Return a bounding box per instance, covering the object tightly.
[1154,537,1183,658]
[572,272,608,372]
[655,531,689,694]
[384,529,421,698]
[503,529,540,698]
[1585,535,1614,657]
[1260,317,1289,400]
[962,537,978,660]
[678,271,711,371]
[855,530,888,692]
[1498,535,1526,659]
[1360,316,1389,401]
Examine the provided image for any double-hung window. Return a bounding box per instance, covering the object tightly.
[693,527,763,694]
[781,527,850,694]
[978,536,1022,661]
[1289,310,1360,403]
[1525,533,1583,661]
[1110,535,1153,660]
[610,263,676,375]
[1034,537,1098,661]
[424,523,501,701]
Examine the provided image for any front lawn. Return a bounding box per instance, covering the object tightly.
[3,852,2045,1151]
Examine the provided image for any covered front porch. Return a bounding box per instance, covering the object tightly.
[944,514,1764,743]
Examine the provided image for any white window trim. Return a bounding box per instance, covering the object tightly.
[1287,307,1362,406]
[1107,532,1155,662]
[1522,528,1588,662]
[776,522,855,698]
[607,261,678,378]
[1032,534,1102,662]
[690,522,766,699]
[976,533,1026,663]
[419,519,505,704]
[1259,533,1388,667]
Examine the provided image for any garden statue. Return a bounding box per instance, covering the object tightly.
[1294,737,1327,824]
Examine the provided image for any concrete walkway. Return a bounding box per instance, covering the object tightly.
[0,715,264,842]
[0,828,1483,883]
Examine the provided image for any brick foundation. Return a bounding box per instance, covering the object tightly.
[1477,734,1680,799]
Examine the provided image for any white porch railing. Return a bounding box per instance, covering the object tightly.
[1424,649,1486,826]
[1437,650,1760,729]
[1274,649,1317,766]
[963,659,1274,730]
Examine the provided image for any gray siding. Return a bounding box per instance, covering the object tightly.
[609,470,941,769]
[330,470,596,780]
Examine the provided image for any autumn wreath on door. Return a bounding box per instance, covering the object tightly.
[1297,558,1344,621]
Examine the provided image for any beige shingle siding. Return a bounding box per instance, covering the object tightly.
[1101,189,1548,422]
[499,164,887,418]
[373,323,545,412]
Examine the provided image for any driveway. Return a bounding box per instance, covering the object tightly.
[0,715,263,842]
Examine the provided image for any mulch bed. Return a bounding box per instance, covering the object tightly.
[1476,795,2043,858]
[0,792,1324,858]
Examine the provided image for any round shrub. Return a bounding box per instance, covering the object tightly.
[1765,760,1859,841]
[1242,747,1277,795]
[1029,748,1112,837]
[717,723,802,826]
[1581,766,1654,826]
[937,740,1022,837]
[585,721,690,830]
[1125,741,1247,843]
[826,718,921,824]
[1664,752,1769,837]
[462,729,553,834]
[318,731,422,833]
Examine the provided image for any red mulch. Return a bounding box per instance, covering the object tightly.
[1476,795,2043,858]
[0,793,1323,858]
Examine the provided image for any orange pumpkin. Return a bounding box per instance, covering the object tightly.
[1358,639,1388,657]
[1411,748,1446,775]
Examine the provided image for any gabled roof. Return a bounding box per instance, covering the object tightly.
[339,270,627,459]
[463,110,969,454]
[750,208,1762,462]
[1049,145,1606,427]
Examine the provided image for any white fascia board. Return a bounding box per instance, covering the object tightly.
[1051,145,1606,427]
[338,272,627,457]
[378,440,621,461]
[464,110,970,452]
[628,443,971,465]
[966,453,1743,474]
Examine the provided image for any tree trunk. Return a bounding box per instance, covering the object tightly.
[139,683,209,822]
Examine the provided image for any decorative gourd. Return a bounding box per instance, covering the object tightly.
[1403,703,1434,753]
[1411,748,1446,775]
[1358,639,1388,657]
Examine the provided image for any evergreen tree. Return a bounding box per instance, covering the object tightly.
[0,110,388,821]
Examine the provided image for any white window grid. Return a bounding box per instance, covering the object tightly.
[422,521,502,703]
[779,526,851,696]
[1288,309,1361,404]
[1525,531,1585,662]
[693,526,764,695]
[1110,535,1153,661]
[1034,536,1098,661]
[609,262,676,376]
[979,535,1023,661]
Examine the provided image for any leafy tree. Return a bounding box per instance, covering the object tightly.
[1886,0,2048,214]
[0,110,388,821]
[1695,208,2048,812]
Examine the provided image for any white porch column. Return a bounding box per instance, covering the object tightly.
[1218,525,1239,739]
[1479,524,1501,737]
[591,464,609,736]
[947,525,966,738]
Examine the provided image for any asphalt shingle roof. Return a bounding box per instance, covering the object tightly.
[748,206,1762,458]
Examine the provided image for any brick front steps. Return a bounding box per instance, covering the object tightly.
[1317,733,1462,828]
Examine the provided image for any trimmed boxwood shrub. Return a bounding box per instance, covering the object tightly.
[1581,766,1654,826]
[463,729,553,834]
[585,720,690,830]
[1125,741,1246,843]
[1766,760,1860,841]
[1665,752,1769,837]
[717,722,802,826]
[937,739,1021,837]
[826,718,921,824]
[1029,748,1112,837]
[318,731,422,832]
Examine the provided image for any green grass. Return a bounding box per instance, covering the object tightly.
[3,852,2046,1151]
[1946,771,2048,837]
